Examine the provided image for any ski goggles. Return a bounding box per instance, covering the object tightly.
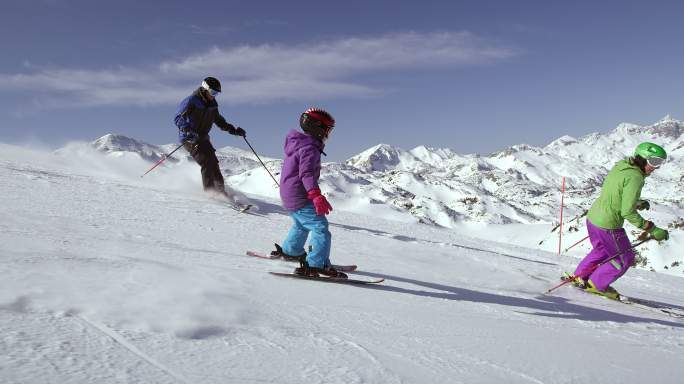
[201,80,221,96]
[647,156,666,168]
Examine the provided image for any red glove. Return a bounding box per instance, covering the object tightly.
[307,188,332,216]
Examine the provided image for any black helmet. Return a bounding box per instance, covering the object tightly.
[300,107,335,142]
[201,76,221,93]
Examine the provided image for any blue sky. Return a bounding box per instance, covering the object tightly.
[1,0,683,160]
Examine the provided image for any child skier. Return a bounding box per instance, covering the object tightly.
[271,108,347,278]
[571,142,669,299]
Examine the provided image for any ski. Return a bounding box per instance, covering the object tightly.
[560,273,684,319]
[208,193,252,213]
[245,251,279,260]
[560,273,622,301]
[246,251,357,272]
[618,296,684,319]
[269,272,383,285]
[229,203,252,213]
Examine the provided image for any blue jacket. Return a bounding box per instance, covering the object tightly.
[174,88,236,142]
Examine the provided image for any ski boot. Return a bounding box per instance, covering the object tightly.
[316,265,348,279]
[271,243,306,262]
[562,272,588,289]
[585,280,620,300]
[294,259,348,279]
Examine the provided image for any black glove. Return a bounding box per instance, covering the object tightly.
[179,130,198,144]
[234,127,246,137]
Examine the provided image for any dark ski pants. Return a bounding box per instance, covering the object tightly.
[184,140,225,193]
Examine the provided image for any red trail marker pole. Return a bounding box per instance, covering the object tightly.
[558,177,566,256]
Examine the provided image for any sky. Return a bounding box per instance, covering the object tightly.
[1,0,683,161]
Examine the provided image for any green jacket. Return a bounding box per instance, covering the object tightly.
[587,159,647,230]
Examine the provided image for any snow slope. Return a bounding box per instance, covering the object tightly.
[2,142,684,383]
[89,114,684,272]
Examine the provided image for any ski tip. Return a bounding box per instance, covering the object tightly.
[335,264,357,272]
[246,251,279,259]
[233,204,252,213]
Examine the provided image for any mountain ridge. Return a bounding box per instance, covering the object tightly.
[88,116,683,229]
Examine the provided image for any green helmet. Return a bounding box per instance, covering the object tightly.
[634,142,667,168]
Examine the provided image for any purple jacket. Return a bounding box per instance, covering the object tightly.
[280,130,324,211]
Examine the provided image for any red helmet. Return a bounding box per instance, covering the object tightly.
[300,107,335,141]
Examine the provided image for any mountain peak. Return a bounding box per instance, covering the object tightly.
[614,122,641,134]
[647,115,684,139]
[658,114,675,123]
[92,134,158,151]
[410,145,458,160]
[91,134,165,162]
[346,143,405,172]
[369,143,400,153]
[547,135,578,148]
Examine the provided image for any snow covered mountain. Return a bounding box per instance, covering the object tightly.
[91,115,683,227]
[91,134,172,163]
[91,133,279,176]
[342,115,683,226]
[87,116,683,270]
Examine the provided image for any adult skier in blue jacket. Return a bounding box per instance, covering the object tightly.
[174,77,246,195]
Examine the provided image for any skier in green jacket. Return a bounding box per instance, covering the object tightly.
[572,142,669,299]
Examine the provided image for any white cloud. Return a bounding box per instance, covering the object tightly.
[0,31,518,109]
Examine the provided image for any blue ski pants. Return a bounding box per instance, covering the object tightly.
[281,203,331,269]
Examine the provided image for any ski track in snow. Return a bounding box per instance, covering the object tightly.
[74,314,189,384]
[2,145,684,383]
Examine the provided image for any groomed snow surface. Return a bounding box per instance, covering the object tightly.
[2,143,684,384]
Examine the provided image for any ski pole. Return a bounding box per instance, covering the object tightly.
[540,209,588,245]
[243,137,280,188]
[545,237,652,294]
[563,235,590,253]
[141,143,184,177]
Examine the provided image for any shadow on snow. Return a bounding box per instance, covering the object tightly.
[330,222,558,267]
[352,270,684,328]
